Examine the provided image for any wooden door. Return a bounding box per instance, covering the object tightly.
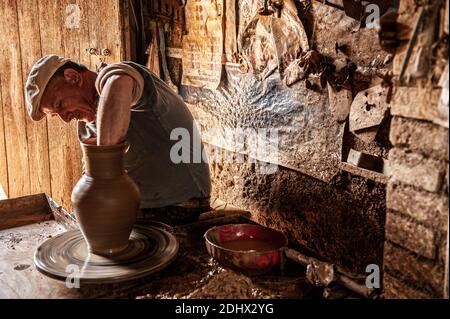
[0,0,131,210]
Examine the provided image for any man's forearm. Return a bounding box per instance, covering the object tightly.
[96,75,134,145]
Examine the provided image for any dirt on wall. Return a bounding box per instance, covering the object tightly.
[207,144,386,275]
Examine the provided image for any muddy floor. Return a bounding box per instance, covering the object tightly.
[133,221,317,299]
[0,216,359,299]
[127,218,360,299]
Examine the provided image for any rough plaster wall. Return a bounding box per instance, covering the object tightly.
[183,70,344,182]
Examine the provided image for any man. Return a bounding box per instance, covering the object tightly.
[25,55,211,224]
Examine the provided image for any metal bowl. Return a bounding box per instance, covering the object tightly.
[204,224,288,275]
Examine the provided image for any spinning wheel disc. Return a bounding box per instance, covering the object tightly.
[34,225,178,284]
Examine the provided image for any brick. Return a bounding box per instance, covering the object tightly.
[445,230,449,299]
[385,212,436,259]
[389,116,449,161]
[383,273,431,299]
[389,148,446,193]
[384,242,445,296]
[391,87,446,126]
[438,231,449,265]
[387,182,448,230]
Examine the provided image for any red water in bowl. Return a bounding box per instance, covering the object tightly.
[204,224,288,275]
[220,239,279,252]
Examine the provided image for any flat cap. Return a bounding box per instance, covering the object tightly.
[24,55,69,121]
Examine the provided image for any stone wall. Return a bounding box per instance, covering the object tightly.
[383,117,448,298]
[381,0,449,299]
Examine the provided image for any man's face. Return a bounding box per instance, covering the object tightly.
[40,69,96,123]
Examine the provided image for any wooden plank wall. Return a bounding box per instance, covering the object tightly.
[0,0,127,210]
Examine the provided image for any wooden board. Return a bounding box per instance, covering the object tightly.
[17,0,52,197]
[0,0,31,198]
[88,0,123,65]
[118,0,132,61]
[0,1,129,211]
[38,0,74,210]
[61,0,84,210]
[181,0,224,89]
[78,0,92,68]
[0,193,52,231]
[0,78,8,198]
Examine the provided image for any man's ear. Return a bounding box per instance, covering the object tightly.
[63,68,83,87]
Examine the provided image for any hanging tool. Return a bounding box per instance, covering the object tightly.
[271,0,284,18]
[258,0,274,16]
[178,0,187,35]
[158,21,178,92]
[397,6,426,83]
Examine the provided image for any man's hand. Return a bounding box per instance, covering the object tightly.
[96,74,134,145]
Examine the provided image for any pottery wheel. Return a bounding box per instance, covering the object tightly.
[34,225,178,284]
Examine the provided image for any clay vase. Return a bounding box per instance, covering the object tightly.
[71,142,141,256]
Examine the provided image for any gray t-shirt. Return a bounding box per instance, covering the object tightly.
[78,61,211,208]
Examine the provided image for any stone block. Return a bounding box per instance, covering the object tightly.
[391,87,448,128]
[385,212,436,259]
[389,148,446,193]
[387,182,448,230]
[383,273,431,299]
[384,242,445,296]
[389,116,449,161]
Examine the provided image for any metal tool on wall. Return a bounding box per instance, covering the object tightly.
[86,47,111,71]
[145,0,181,89]
[397,6,425,83]
[258,0,274,16]
[158,21,178,92]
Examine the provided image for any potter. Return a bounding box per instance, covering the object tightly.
[24,55,212,249]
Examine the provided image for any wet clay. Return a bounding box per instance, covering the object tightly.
[221,239,278,252]
[71,142,141,256]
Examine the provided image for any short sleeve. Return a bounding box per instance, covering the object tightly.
[95,63,144,105]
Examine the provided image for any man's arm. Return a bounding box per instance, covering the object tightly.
[96,74,134,145]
